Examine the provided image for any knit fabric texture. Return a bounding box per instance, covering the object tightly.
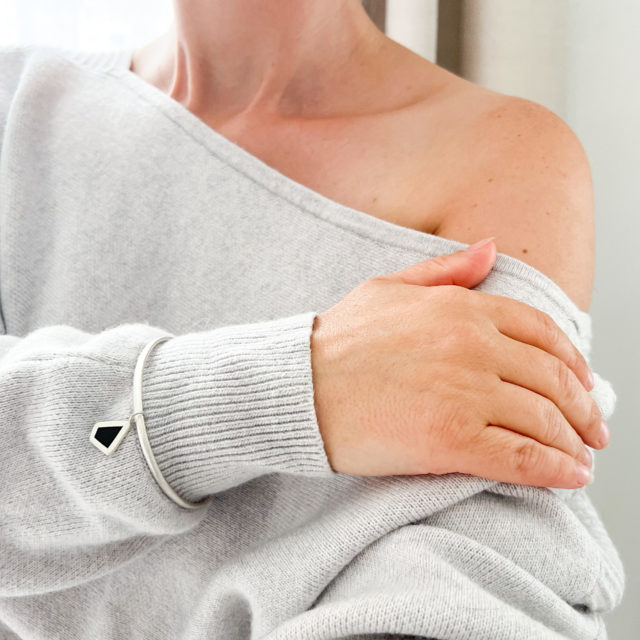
[0,45,624,640]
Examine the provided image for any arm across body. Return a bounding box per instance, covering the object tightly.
[0,241,613,608]
[0,240,613,622]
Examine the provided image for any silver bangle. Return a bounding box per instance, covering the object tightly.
[90,335,209,511]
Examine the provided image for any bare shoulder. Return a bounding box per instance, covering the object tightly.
[431,86,595,312]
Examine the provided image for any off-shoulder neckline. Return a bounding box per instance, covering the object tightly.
[41,44,593,337]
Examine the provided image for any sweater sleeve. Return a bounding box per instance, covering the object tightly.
[0,313,336,596]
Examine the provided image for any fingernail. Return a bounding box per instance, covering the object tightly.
[586,369,595,390]
[599,420,610,447]
[580,447,592,467]
[465,236,495,252]
[587,471,595,485]
[576,464,592,486]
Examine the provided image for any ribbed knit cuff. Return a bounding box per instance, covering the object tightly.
[140,311,337,503]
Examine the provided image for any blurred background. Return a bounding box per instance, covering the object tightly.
[2,0,638,635]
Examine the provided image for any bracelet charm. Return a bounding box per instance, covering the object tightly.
[90,417,133,456]
[89,335,209,510]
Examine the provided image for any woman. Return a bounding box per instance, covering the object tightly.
[0,1,623,638]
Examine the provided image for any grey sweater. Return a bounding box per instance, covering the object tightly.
[0,45,624,640]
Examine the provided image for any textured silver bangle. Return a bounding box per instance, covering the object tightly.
[90,335,209,511]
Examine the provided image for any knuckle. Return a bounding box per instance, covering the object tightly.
[513,441,540,476]
[540,310,561,348]
[441,283,464,300]
[542,406,563,446]
[429,283,461,305]
[442,320,486,356]
[441,318,469,344]
[514,441,565,486]
[553,357,572,395]
[539,400,562,445]
[428,255,452,274]
[466,288,494,315]
[567,344,582,372]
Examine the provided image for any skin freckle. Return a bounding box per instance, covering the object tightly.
[522,248,528,254]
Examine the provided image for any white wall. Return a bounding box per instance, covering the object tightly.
[459,0,570,118]
[386,0,439,62]
[566,2,640,637]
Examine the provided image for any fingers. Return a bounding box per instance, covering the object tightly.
[480,292,594,393]
[484,379,593,466]
[493,334,604,449]
[464,425,592,489]
[379,239,496,289]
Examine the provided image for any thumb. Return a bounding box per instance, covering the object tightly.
[381,237,497,288]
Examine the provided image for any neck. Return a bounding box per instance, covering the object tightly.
[135,0,386,120]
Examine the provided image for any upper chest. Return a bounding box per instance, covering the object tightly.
[203,87,496,241]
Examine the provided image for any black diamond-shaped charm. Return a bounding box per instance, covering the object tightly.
[90,419,132,455]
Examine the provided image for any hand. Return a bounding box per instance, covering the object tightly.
[310,238,605,489]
